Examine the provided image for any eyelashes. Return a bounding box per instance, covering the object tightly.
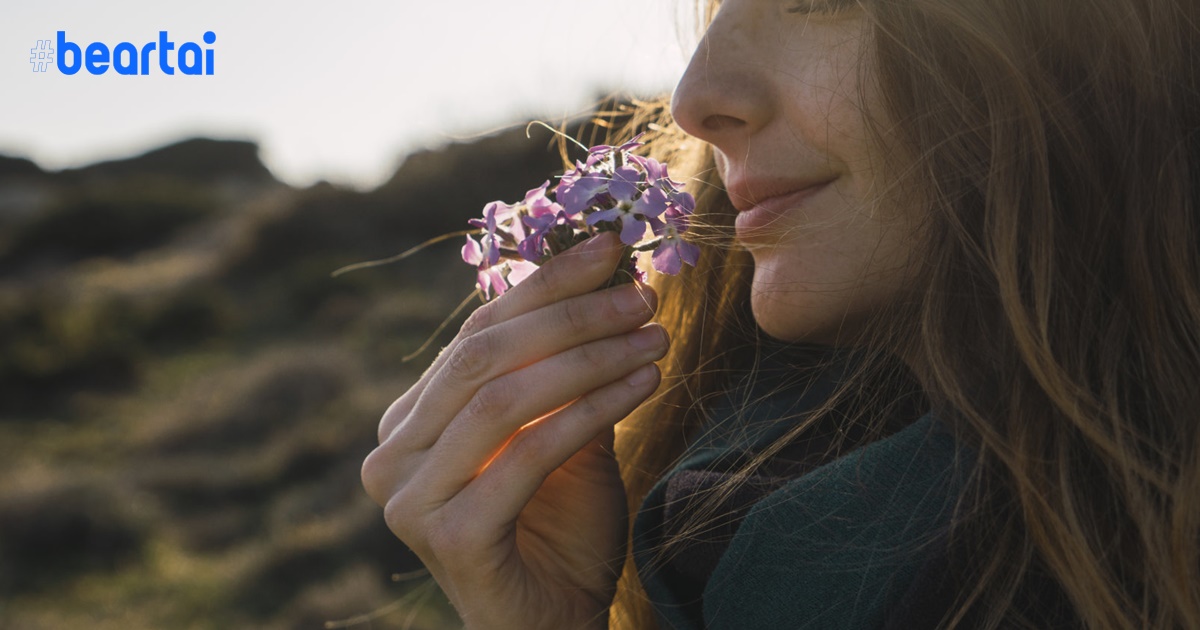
[784,0,856,15]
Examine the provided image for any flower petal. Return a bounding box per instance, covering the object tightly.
[586,207,623,226]
[670,191,696,215]
[522,181,551,206]
[506,260,538,287]
[633,186,669,219]
[559,172,609,215]
[678,240,700,267]
[620,215,648,246]
[462,235,483,266]
[482,201,506,232]
[482,232,500,267]
[665,209,691,232]
[617,132,646,156]
[484,266,508,299]
[651,241,682,275]
[629,154,665,185]
[608,166,642,202]
[517,233,544,262]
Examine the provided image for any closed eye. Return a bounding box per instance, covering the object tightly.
[785,0,855,15]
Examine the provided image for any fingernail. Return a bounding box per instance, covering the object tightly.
[612,284,654,315]
[626,364,658,387]
[581,231,617,262]
[628,325,667,351]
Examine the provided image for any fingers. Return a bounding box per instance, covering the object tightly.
[451,363,661,528]
[377,231,626,442]
[391,281,659,448]
[472,231,627,333]
[365,320,666,507]
[366,356,657,562]
[415,323,669,498]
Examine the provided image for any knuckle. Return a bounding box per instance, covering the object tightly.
[560,296,592,335]
[578,338,615,370]
[459,303,493,338]
[383,416,417,446]
[530,261,559,296]
[465,378,513,422]
[504,430,549,476]
[575,389,607,420]
[445,333,492,384]
[377,399,407,444]
[383,490,422,545]
[361,449,389,505]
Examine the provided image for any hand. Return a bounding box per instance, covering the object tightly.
[361,231,667,630]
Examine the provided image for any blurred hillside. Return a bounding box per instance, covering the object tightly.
[0,108,631,629]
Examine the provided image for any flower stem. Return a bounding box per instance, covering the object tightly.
[330,229,479,278]
[525,120,589,152]
[402,288,481,363]
[604,245,638,289]
[631,237,664,252]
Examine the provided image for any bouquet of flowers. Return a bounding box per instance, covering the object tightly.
[461,132,699,300]
[331,130,699,359]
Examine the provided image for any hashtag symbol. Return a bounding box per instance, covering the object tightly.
[29,40,54,73]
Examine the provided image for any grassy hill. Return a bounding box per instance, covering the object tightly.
[0,107,633,629]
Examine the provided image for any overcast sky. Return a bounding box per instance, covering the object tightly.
[2,1,698,190]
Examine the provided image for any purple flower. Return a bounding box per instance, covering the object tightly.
[508,181,561,249]
[624,252,649,285]
[628,154,668,187]
[519,209,568,262]
[556,161,611,215]
[462,234,507,299]
[459,132,699,301]
[587,183,670,246]
[629,154,695,215]
[506,259,538,287]
[462,234,540,299]
[670,190,696,215]
[584,132,646,168]
[466,202,505,267]
[523,180,559,218]
[607,165,642,202]
[649,210,700,275]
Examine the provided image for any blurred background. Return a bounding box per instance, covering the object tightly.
[0,2,695,628]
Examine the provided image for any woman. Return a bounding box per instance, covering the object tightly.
[361,0,1200,628]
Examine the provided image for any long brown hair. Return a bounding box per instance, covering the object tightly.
[603,0,1200,628]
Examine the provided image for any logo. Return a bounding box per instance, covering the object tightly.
[32,31,216,76]
[29,40,54,72]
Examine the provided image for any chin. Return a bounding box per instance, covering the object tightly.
[751,292,831,345]
[748,262,860,347]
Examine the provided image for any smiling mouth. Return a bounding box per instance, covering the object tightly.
[732,179,836,243]
[726,175,838,213]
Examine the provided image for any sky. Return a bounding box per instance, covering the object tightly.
[1,1,700,190]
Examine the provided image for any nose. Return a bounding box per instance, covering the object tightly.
[670,5,774,151]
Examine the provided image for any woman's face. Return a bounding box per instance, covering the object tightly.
[671,0,923,345]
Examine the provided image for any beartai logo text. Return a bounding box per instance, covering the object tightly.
[55,31,216,76]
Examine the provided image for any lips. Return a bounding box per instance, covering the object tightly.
[727,176,837,243]
[726,177,836,214]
